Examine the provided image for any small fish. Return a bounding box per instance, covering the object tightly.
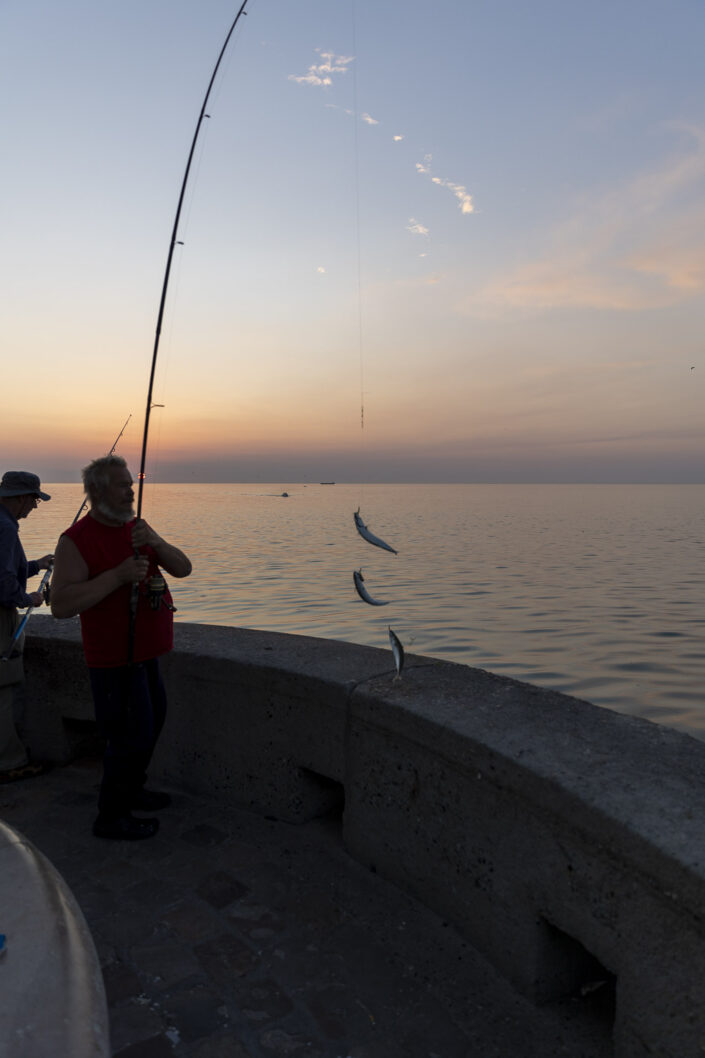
[353,569,388,606]
[388,626,405,679]
[354,508,398,554]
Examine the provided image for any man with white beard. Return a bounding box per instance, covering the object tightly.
[51,455,192,839]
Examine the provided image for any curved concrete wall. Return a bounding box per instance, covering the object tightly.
[23,618,705,1058]
[0,819,110,1058]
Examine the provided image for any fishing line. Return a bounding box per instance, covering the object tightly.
[346,0,403,675]
[349,0,366,450]
[348,0,374,526]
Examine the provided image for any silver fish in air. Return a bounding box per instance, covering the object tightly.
[354,508,398,555]
[353,569,388,606]
[388,626,404,679]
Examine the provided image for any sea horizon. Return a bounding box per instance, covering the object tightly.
[21,482,705,744]
[33,478,705,487]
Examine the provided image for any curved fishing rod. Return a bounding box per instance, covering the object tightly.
[136,0,250,517]
[1,414,132,662]
[129,1,250,664]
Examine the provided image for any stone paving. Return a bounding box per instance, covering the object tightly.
[0,751,612,1058]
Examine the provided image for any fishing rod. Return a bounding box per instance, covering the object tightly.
[135,0,250,516]
[1,414,132,662]
[128,1,250,663]
[68,413,132,528]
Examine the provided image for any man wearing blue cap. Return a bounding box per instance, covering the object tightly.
[0,471,54,782]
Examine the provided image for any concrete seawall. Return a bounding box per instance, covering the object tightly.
[24,618,705,1058]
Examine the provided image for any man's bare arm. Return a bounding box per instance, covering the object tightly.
[50,535,149,619]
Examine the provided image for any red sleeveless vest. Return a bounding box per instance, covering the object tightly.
[63,514,174,668]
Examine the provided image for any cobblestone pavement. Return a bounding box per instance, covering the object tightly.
[0,753,611,1058]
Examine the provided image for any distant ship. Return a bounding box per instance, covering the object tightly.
[320,481,335,485]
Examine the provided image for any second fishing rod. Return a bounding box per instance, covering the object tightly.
[0,415,132,664]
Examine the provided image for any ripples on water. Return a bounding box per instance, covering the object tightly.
[23,483,705,739]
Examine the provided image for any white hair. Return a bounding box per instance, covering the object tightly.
[82,454,128,498]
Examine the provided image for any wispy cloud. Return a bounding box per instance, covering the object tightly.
[626,224,705,292]
[474,259,655,312]
[289,49,354,87]
[323,103,380,127]
[416,154,474,215]
[407,218,429,237]
[324,103,354,117]
[473,124,705,313]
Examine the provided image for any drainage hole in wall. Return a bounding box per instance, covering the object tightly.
[299,768,345,824]
[540,919,616,1041]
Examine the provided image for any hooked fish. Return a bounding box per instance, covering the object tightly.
[388,626,405,679]
[353,569,388,606]
[354,508,398,555]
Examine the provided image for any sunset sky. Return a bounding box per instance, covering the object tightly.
[2,0,704,483]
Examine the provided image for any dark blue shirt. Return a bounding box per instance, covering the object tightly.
[0,504,40,609]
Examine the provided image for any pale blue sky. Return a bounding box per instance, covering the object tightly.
[2,0,704,482]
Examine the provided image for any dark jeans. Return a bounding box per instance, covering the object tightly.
[89,659,167,819]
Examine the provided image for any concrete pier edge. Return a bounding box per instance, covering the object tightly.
[15,617,705,1058]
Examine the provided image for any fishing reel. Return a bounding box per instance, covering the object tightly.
[42,560,54,606]
[146,574,176,612]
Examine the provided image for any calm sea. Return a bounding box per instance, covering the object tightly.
[21,483,705,740]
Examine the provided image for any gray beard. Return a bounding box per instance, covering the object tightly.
[96,499,134,525]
